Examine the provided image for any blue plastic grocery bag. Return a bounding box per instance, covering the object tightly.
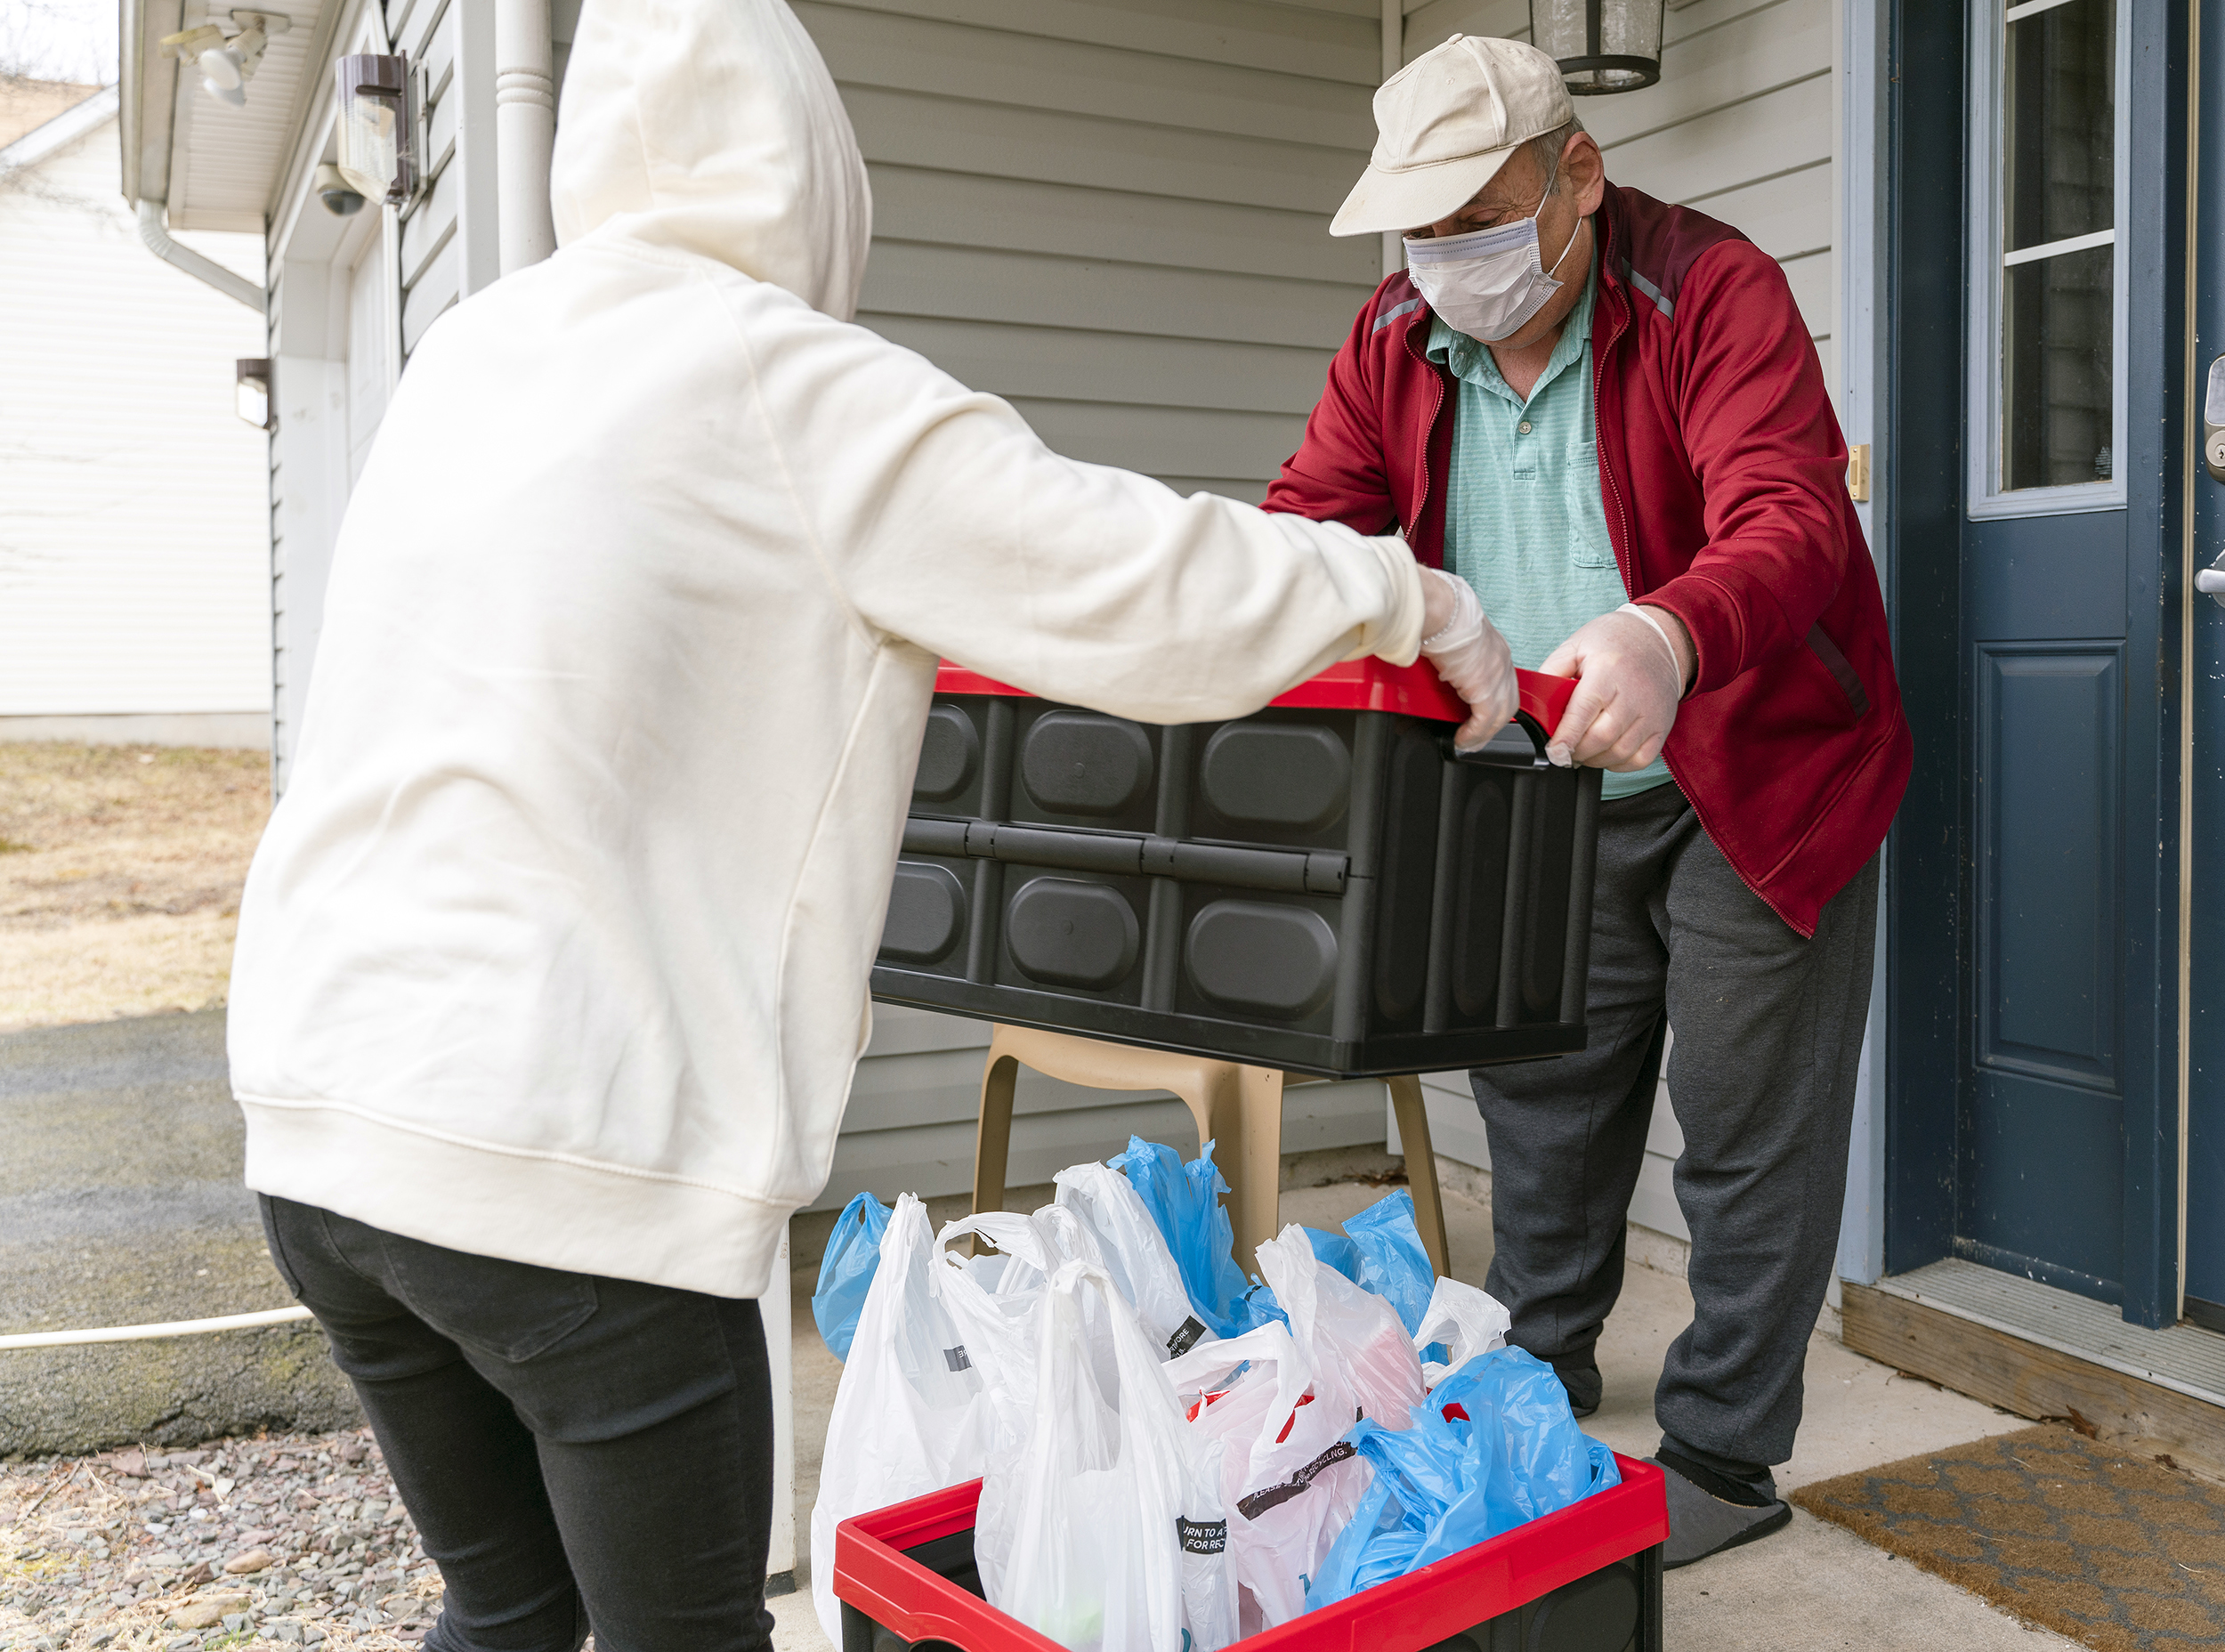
[1342,1188,1436,1338]
[1304,1227,1364,1284]
[1302,1347,1622,1609]
[811,1191,890,1361]
[1109,1137,1282,1338]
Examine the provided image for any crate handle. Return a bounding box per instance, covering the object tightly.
[1446,670,1575,770]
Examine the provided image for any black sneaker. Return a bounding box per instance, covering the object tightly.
[1650,1454,1792,1568]
[1553,1359,1601,1420]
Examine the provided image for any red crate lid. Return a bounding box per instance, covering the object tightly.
[832,1454,1666,1652]
[934,657,1575,737]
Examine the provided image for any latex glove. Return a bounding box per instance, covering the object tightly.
[1418,569,1517,752]
[1537,604,1688,771]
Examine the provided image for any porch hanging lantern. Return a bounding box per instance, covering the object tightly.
[1529,0,1664,95]
[334,53,417,206]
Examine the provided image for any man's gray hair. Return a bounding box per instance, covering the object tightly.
[1530,115,1587,195]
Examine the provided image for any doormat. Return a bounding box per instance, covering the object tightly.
[1792,1424,2225,1650]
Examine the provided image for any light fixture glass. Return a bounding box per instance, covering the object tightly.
[1529,0,1666,94]
[199,45,247,106]
[334,53,415,205]
[236,359,272,432]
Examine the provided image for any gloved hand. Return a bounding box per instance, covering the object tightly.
[1537,603,1689,771]
[1418,569,1517,753]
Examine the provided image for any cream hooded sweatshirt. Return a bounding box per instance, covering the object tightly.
[228,0,1428,1298]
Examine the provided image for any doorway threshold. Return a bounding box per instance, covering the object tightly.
[1843,1258,2225,1481]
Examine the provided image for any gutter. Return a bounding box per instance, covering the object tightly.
[119,0,265,315]
[137,195,265,312]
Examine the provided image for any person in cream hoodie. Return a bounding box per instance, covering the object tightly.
[228,0,1510,1643]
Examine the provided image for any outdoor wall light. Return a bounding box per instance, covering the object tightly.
[1529,0,1664,94]
[159,12,291,110]
[313,162,367,216]
[334,53,417,206]
[236,359,273,432]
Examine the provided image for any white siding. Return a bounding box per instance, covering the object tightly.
[795,0,1384,503]
[0,109,271,721]
[392,0,464,358]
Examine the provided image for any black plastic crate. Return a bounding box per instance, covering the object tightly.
[872,661,1603,1078]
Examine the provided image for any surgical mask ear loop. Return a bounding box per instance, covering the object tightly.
[1533,163,1584,286]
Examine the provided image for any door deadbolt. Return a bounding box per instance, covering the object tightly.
[2207,354,2225,482]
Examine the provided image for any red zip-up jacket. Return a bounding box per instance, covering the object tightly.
[1264,184,1911,937]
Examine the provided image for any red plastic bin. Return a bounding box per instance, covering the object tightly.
[832,1455,1666,1652]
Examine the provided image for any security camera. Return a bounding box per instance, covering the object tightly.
[314,162,367,217]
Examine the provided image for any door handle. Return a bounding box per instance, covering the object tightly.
[2199,556,2225,607]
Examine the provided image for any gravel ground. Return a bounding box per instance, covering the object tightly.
[0,744,267,1034]
[0,1429,446,1652]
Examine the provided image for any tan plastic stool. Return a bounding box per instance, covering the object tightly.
[970,1024,1450,1277]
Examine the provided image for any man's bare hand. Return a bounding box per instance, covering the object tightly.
[1538,604,1690,771]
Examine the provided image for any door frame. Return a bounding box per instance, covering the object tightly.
[1879,0,2191,1330]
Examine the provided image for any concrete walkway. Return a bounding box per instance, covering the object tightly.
[771,1177,2081,1652]
[0,1010,358,1455]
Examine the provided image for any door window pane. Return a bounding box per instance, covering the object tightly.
[2003,245,2113,489]
[1995,0,2117,496]
[2003,0,2116,252]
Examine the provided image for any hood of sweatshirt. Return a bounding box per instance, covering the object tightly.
[548,0,871,321]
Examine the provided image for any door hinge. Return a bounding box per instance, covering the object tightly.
[1847,443,1871,503]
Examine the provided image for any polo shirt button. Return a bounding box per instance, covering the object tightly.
[1517,420,1533,434]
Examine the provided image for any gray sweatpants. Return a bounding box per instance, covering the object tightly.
[1469,781,1879,1470]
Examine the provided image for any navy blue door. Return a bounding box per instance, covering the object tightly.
[1885,0,2186,1328]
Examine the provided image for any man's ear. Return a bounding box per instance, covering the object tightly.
[1563,132,1607,216]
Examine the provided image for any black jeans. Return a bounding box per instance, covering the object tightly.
[259,1195,775,1652]
[1469,783,1880,1472]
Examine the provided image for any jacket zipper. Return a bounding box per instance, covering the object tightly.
[1404,311,1446,556]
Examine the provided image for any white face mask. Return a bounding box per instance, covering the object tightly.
[1404,178,1582,344]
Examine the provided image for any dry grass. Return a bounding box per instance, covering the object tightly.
[0,744,268,1034]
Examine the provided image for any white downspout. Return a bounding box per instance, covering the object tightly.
[136,197,264,312]
[494,0,557,272]
[1380,0,1403,280]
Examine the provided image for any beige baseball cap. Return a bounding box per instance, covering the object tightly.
[1330,35,1574,238]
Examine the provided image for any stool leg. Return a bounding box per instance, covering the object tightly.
[1181,1068,1248,1271]
[1232,1067,1286,1275]
[1388,1073,1451,1276]
[972,1053,1019,1253]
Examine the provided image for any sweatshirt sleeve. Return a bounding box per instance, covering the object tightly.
[751,307,1428,725]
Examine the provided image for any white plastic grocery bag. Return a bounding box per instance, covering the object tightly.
[1256,1222,1428,1429]
[1055,1159,1210,1357]
[1412,1274,1511,1386]
[1164,1320,1331,1634]
[989,1259,1239,1652]
[931,1208,1117,1606]
[810,1194,995,1641]
[1161,1226,1427,1629]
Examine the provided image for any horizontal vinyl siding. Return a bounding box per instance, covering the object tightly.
[797,0,1381,503]
[804,0,1393,1189]
[0,117,271,719]
[395,0,461,360]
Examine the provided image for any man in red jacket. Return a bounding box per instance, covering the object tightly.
[1268,36,1912,1567]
